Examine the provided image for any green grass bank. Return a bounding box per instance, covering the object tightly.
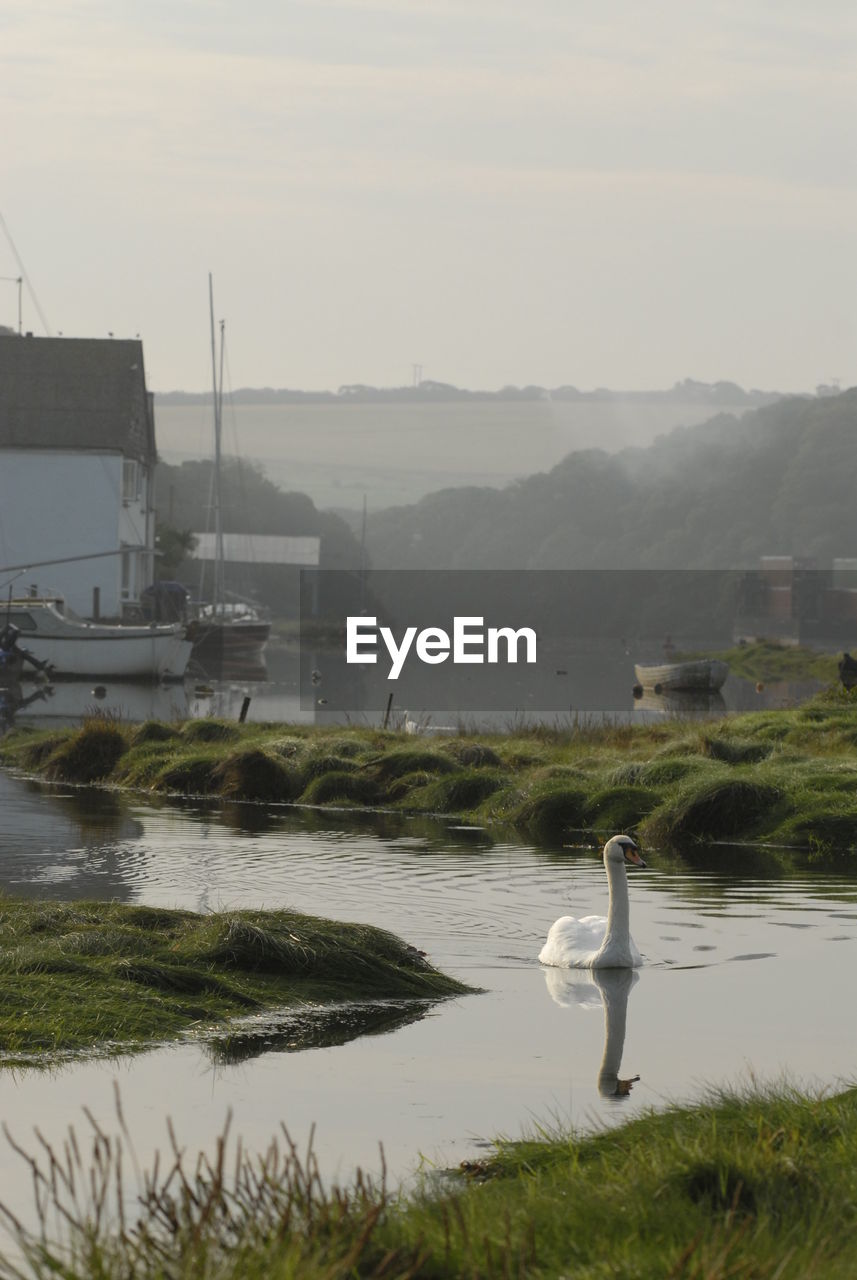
[0,898,472,1065]
[681,640,839,684]
[5,679,857,853]
[5,1083,857,1278]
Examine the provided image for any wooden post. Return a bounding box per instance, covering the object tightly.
[382,691,393,729]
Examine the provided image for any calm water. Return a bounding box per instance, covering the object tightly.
[1,769,856,1233]
[7,639,823,733]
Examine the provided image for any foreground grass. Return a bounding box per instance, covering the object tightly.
[0,897,471,1063]
[5,1083,857,1278]
[5,683,857,853]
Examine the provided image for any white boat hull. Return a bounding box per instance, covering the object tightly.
[6,600,192,679]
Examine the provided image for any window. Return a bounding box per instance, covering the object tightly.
[6,611,36,631]
[122,458,139,503]
[121,550,131,600]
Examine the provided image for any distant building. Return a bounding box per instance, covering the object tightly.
[189,532,320,567]
[0,333,157,619]
[735,555,857,646]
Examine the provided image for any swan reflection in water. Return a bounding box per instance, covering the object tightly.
[543,966,641,1100]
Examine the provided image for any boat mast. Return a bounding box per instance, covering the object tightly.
[208,274,224,617]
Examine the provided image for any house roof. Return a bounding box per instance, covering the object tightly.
[0,335,156,462]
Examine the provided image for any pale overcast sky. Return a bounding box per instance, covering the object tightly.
[1,0,854,393]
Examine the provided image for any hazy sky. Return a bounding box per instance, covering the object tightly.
[2,0,855,393]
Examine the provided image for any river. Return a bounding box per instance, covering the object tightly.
[0,769,855,1237]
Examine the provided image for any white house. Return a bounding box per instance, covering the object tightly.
[0,332,157,619]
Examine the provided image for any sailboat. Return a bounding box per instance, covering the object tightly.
[185,276,271,671]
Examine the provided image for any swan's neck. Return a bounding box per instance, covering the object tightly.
[603,856,631,944]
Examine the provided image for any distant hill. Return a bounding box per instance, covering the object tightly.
[364,390,857,570]
[155,377,782,408]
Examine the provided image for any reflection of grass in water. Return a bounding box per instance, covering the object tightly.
[206,1000,431,1066]
[6,1082,857,1278]
[8,687,857,852]
[0,898,472,1063]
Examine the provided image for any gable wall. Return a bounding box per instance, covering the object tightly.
[0,450,152,617]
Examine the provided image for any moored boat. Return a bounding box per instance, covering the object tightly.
[186,602,271,665]
[188,279,271,673]
[2,598,192,680]
[633,658,729,694]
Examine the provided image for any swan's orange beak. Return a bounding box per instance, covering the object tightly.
[625,847,647,868]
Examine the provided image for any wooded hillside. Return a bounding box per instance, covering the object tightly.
[364,392,857,569]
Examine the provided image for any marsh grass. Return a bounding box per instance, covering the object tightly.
[180,719,240,744]
[444,741,504,768]
[300,752,360,781]
[210,749,302,803]
[365,748,458,781]
[509,784,589,843]
[0,898,471,1062]
[153,753,219,795]
[409,769,506,814]
[685,639,839,684]
[583,782,661,830]
[7,688,857,852]
[300,771,380,805]
[43,720,127,783]
[645,774,786,844]
[5,1083,857,1278]
[131,720,180,746]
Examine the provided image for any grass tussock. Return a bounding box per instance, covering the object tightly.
[6,1083,857,1279]
[411,769,505,814]
[180,718,240,744]
[43,720,128,783]
[300,752,359,782]
[444,741,504,768]
[366,748,457,782]
[8,687,857,852]
[700,733,775,765]
[130,719,180,746]
[645,775,784,844]
[12,731,69,771]
[584,783,660,831]
[0,897,471,1062]
[211,749,301,803]
[300,771,380,806]
[510,785,589,843]
[155,754,219,795]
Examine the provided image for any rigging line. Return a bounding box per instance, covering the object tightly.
[0,211,53,336]
[0,548,131,574]
[198,449,216,604]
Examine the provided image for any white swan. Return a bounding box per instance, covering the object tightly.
[539,834,646,969]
